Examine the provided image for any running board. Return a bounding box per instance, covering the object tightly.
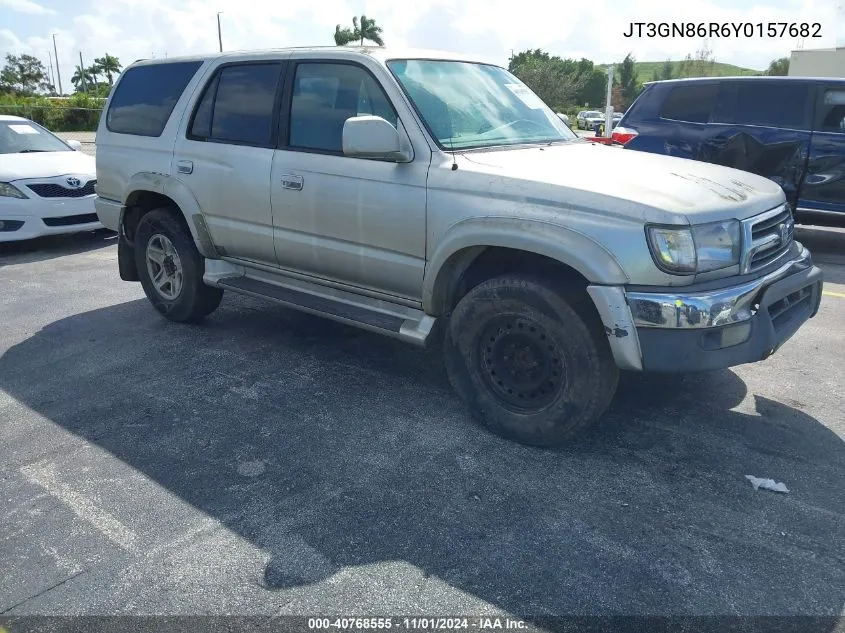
[215,274,436,346]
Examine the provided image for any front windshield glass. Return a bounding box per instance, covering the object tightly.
[0,120,71,154]
[387,59,576,150]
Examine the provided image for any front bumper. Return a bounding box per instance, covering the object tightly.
[589,247,823,372]
[0,196,102,243]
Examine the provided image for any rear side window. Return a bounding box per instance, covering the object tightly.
[106,61,202,136]
[659,84,718,123]
[189,63,283,147]
[728,82,812,130]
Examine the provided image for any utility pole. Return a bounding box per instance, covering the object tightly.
[217,13,223,52]
[52,33,63,95]
[604,64,614,138]
[78,51,88,93]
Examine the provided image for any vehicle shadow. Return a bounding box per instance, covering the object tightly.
[0,229,116,267]
[1,296,843,623]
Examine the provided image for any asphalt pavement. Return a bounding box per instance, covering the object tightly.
[0,223,843,625]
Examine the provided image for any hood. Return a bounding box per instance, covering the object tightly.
[0,151,95,182]
[455,141,785,224]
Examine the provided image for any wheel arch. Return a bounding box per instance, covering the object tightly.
[122,173,218,259]
[424,218,629,316]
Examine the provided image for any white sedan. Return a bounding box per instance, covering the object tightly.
[0,115,102,243]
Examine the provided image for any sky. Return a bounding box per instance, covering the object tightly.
[1,0,843,93]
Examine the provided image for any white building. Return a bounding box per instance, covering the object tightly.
[788,47,845,77]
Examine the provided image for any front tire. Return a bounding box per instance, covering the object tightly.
[134,208,223,323]
[444,275,618,447]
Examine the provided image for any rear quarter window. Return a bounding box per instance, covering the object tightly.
[659,83,718,123]
[106,61,203,137]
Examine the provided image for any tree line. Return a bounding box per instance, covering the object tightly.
[509,47,791,114]
[0,52,122,97]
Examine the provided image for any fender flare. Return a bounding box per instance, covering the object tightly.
[423,217,629,314]
[123,172,218,259]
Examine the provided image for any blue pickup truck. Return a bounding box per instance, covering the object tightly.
[613,76,845,220]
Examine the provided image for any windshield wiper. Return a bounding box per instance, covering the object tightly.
[18,149,48,153]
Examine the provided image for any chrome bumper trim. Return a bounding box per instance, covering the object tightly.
[627,246,812,329]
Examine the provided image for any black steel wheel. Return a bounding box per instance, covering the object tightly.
[444,274,618,446]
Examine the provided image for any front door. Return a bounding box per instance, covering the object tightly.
[799,85,845,215]
[270,59,428,301]
[173,60,286,266]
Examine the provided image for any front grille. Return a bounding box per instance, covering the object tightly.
[741,205,794,274]
[28,181,96,198]
[42,213,99,227]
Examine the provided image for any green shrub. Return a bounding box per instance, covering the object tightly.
[0,94,103,131]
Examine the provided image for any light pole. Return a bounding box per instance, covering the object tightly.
[217,13,223,52]
[52,33,63,95]
[604,64,614,138]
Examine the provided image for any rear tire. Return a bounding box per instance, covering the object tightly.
[134,208,223,323]
[444,274,618,447]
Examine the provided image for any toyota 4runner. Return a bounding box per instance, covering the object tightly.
[94,47,824,446]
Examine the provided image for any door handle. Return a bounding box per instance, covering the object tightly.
[176,160,193,175]
[281,174,303,191]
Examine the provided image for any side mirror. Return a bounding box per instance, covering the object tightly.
[343,116,410,161]
[66,139,82,151]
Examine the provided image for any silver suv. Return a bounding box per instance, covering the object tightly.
[95,47,823,446]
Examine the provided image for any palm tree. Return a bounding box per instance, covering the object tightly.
[94,54,121,85]
[70,65,93,92]
[86,64,101,90]
[333,15,384,46]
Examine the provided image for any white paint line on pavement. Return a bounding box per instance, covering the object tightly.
[20,460,139,554]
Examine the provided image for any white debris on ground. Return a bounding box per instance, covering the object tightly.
[745,475,789,493]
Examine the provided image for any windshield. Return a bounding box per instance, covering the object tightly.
[585,111,603,117]
[0,120,71,154]
[387,59,576,150]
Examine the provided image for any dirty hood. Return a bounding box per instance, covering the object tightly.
[455,141,786,224]
[0,150,95,182]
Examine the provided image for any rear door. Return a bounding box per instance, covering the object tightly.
[172,59,286,266]
[702,79,814,210]
[799,85,845,216]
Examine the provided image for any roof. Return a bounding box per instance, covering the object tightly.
[128,46,500,68]
[0,114,27,121]
[790,46,845,53]
[644,75,845,85]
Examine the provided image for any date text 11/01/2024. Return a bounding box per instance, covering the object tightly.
[623,22,822,38]
[308,618,528,630]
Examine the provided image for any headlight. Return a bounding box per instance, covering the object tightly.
[0,182,27,199]
[647,220,741,274]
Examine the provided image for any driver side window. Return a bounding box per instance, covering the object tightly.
[288,62,398,154]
